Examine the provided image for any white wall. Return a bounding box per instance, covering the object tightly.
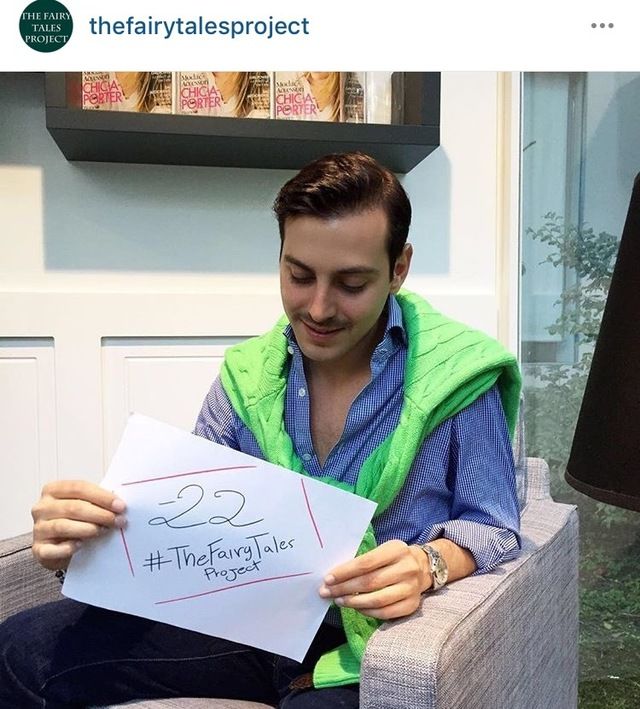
[0,72,516,537]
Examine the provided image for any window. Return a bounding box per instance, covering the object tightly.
[521,72,640,706]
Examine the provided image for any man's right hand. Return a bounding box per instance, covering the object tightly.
[31,481,126,571]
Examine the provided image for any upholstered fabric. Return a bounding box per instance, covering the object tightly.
[524,454,551,502]
[0,532,61,624]
[360,489,579,708]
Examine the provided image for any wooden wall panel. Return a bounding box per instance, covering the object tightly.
[101,338,243,467]
[0,340,57,537]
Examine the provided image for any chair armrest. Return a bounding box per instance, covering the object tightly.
[360,498,579,709]
[0,533,62,623]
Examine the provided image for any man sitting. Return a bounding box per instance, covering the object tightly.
[0,151,521,708]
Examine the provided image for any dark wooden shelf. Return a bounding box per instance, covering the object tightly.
[45,73,440,173]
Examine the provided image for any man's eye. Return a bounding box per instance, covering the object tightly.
[341,283,366,294]
[290,273,313,284]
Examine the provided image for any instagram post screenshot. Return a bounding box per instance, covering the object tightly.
[0,2,639,707]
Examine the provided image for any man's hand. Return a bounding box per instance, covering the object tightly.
[31,480,127,571]
[318,540,431,620]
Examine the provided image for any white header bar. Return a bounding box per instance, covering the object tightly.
[3,0,639,70]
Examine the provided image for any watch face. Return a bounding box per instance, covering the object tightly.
[418,544,448,590]
[425,545,448,588]
[434,557,448,582]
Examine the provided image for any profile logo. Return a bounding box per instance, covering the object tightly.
[20,0,73,52]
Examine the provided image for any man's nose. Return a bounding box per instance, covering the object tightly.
[307,285,336,323]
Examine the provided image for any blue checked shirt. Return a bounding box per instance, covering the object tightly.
[195,296,521,581]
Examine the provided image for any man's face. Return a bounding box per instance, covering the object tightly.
[279,207,410,369]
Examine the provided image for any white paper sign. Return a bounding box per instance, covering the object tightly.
[62,414,376,661]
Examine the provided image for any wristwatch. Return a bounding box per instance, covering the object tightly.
[418,543,449,591]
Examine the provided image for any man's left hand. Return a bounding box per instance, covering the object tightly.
[318,540,431,620]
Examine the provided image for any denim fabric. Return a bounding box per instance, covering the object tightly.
[0,599,356,709]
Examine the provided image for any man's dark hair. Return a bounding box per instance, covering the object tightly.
[273,152,412,278]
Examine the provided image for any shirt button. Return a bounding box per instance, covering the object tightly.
[298,387,306,397]
[287,345,294,355]
[302,453,312,462]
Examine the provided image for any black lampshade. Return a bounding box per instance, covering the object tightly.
[565,173,640,512]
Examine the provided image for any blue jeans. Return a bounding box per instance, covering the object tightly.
[0,599,359,708]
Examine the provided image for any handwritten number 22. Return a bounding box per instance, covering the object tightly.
[148,485,263,529]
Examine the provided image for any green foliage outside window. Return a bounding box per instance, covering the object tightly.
[523,213,640,706]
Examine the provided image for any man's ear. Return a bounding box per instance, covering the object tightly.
[390,243,413,293]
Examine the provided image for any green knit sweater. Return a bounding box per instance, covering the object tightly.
[220,290,521,688]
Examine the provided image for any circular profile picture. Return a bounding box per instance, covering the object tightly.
[19,0,73,53]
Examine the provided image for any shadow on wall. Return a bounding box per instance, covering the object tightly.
[402,147,451,276]
[45,161,286,272]
[0,73,451,275]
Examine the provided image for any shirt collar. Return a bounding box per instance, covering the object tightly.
[385,294,407,346]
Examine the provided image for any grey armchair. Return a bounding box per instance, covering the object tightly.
[0,454,578,709]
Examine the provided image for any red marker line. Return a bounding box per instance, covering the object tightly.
[300,479,324,549]
[154,571,314,605]
[120,529,135,578]
[121,465,256,486]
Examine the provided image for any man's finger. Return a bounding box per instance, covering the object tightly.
[320,561,415,599]
[324,540,408,585]
[352,597,421,621]
[33,498,121,528]
[32,540,80,566]
[40,480,126,513]
[34,540,80,559]
[34,518,109,542]
[334,582,414,611]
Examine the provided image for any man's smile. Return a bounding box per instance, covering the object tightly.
[301,319,345,340]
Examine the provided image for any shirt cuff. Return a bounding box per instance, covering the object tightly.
[422,520,521,574]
